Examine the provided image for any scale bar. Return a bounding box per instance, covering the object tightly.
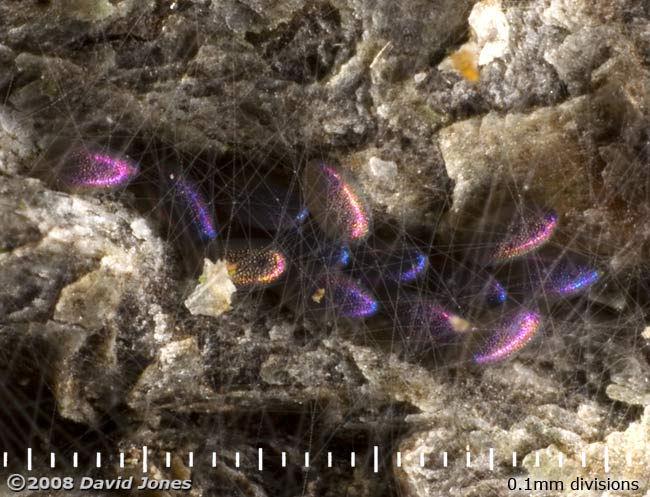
[2,445,631,472]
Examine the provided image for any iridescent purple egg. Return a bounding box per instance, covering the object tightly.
[393,297,466,343]
[489,207,558,263]
[497,249,600,300]
[224,241,287,289]
[167,174,217,241]
[428,256,506,308]
[302,161,371,243]
[278,226,350,277]
[466,206,558,265]
[352,244,429,287]
[316,244,351,269]
[331,245,351,267]
[305,272,378,318]
[535,254,600,298]
[452,271,506,307]
[224,178,307,234]
[400,249,428,282]
[56,144,139,190]
[485,278,507,305]
[472,309,541,364]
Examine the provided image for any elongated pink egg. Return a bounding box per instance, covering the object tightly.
[302,161,371,243]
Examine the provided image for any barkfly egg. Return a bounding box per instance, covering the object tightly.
[221,176,307,235]
[302,160,371,244]
[283,270,378,320]
[497,246,600,301]
[471,309,542,364]
[351,241,429,288]
[427,251,507,310]
[45,138,139,192]
[163,171,218,242]
[221,239,288,289]
[392,294,468,343]
[460,205,558,265]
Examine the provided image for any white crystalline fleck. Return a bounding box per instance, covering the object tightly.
[159,339,188,368]
[152,308,172,343]
[100,250,137,274]
[542,0,598,31]
[376,104,390,119]
[468,0,509,66]
[366,157,398,184]
[437,0,509,79]
[642,326,650,340]
[130,218,153,240]
[184,259,236,318]
[413,72,427,84]
[269,322,295,341]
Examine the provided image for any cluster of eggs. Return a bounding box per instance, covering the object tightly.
[50,141,601,365]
